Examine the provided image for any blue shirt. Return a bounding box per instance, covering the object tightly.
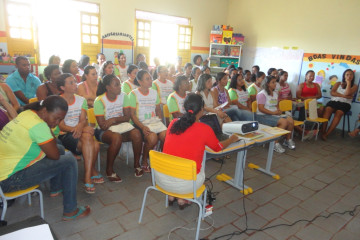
[6,70,41,106]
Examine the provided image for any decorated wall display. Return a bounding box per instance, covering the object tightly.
[299,53,360,102]
[300,53,360,129]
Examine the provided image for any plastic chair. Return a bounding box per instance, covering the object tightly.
[139,150,207,240]
[162,104,170,126]
[0,185,44,221]
[341,111,351,138]
[279,100,304,140]
[303,99,328,141]
[251,100,257,121]
[29,97,38,103]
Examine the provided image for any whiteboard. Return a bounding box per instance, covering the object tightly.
[241,47,304,96]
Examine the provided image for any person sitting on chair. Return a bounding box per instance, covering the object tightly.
[159,93,238,209]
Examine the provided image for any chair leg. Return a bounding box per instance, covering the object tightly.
[1,198,7,221]
[342,115,346,138]
[126,142,129,165]
[28,193,32,206]
[36,190,44,219]
[194,201,203,240]
[315,122,320,140]
[302,124,306,142]
[165,195,169,208]
[138,187,153,223]
[347,114,350,133]
[202,191,207,220]
[97,152,101,172]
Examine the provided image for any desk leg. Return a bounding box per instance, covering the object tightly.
[248,141,280,180]
[216,150,253,195]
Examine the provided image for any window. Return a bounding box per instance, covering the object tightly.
[5,0,100,64]
[135,10,192,66]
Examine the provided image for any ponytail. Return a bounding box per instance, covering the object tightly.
[96,74,117,96]
[170,93,204,135]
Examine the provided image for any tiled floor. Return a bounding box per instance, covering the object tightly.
[2,130,360,240]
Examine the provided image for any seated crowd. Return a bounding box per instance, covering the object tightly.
[0,54,358,221]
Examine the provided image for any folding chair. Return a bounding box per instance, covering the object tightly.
[303,99,328,141]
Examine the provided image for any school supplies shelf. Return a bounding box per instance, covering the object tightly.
[209,43,243,72]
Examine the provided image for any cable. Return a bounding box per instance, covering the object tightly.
[211,138,360,239]
[168,215,215,240]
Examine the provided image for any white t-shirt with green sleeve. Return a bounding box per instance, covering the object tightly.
[94,92,129,120]
[152,79,174,104]
[228,88,249,107]
[62,94,88,127]
[121,80,138,95]
[167,91,186,114]
[128,88,160,122]
[247,83,262,96]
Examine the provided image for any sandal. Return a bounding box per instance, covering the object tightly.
[62,206,91,221]
[91,174,105,184]
[141,165,151,173]
[107,173,122,183]
[135,167,144,178]
[50,189,63,197]
[84,183,95,194]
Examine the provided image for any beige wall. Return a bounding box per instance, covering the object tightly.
[227,0,360,55]
[84,0,229,47]
[0,0,229,47]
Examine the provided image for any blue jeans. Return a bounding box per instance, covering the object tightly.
[224,108,254,121]
[0,152,78,214]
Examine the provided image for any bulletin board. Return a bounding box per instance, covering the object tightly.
[241,47,304,96]
[299,53,360,103]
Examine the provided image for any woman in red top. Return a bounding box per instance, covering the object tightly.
[160,93,238,208]
[296,70,323,121]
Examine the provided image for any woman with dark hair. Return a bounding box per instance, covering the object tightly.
[94,75,143,179]
[213,72,253,121]
[248,71,265,102]
[152,65,174,104]
[193,55,203,68]
[57,73,101,194]
[48,55,61,65]
[129,70,166,173]
[98,61,114,81]
[114,52,128,83]
[196,73,231,125]
[77,66,98,108]
[121,64,139,95]
[78,55,90,76]
[135,53,146,66]
[189,67,201,92]
[0,95,91,220]
[256,76,295,153]
[92,53,106,73]
[244,70,252,87]
[167,75,190,118]
[228,74,252,112]
[138,61,149,72]
[62,59,81,83]
[278,71,292,101]
[321,69,358,140]
[183,62,193,80]
[159,93,238,208]
[36,65,62,101]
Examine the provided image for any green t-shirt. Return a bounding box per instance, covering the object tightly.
[0,110,54,181]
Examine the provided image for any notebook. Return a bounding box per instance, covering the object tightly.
[200,114,229,141]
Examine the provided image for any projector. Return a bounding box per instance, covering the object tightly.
[222,121,259,135]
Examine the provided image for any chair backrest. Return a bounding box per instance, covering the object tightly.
[87,108,97,125]
[304,99,313,111]
[163,104,170,118]
[149,150,197,181]
[29,97,38,103]
[251,100,257,113]
[279,100,292,112]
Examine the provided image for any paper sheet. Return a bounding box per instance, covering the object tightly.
[1,224,54,240]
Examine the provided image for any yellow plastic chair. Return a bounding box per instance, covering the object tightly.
[29,97,38,103]
[251,100,257,121]
[303,99,328,141]
[0,185,44,221]
[138,150,207,240]
[279,100,304,140]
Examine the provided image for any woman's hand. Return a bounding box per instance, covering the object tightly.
[82,126,94,135]
[273,109,282,115]
[103,118,116,129]
[218,110,228,119]
[229,134,239,143]
[142,126,152,136]
[72,125,83,139]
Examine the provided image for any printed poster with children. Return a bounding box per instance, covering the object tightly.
[299,53,360,126]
